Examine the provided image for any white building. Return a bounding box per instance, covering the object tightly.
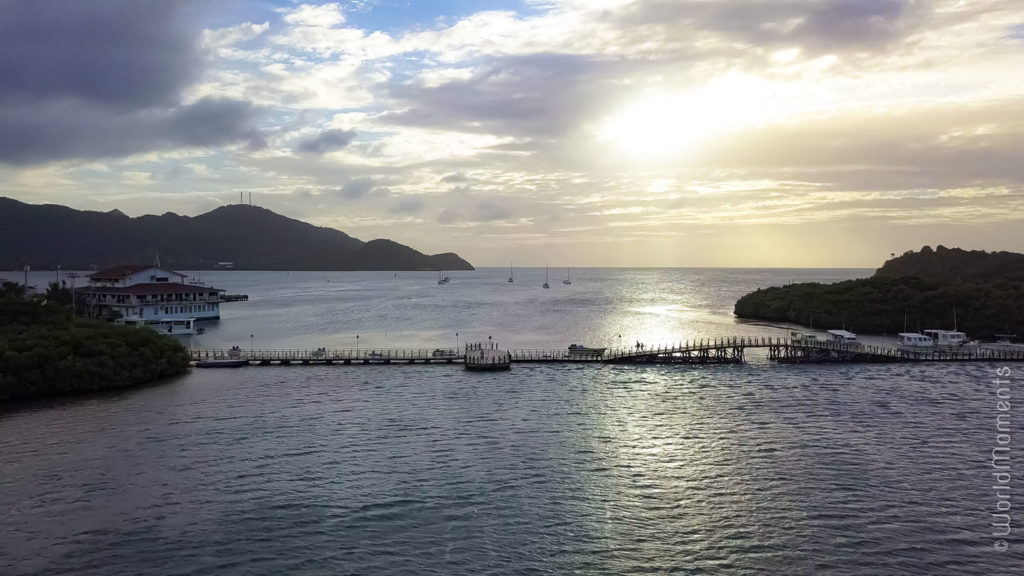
[84,265,224,321]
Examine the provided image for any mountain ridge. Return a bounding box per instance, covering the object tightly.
[0,197,473,271]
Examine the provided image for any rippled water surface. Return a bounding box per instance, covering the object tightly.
[1,269,1019,574]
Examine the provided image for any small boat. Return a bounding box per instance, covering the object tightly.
[790,330,818,344]
[897,332,934,348]
[990,334,1024,350]
[923,329,977,349]
[543,265,549,289]
[562,267,571,285]
[826,329,856,341]
[567,344,605,357]
[465,341,511,371]
[195,359,247,368]
[508,262,514,283]
[116,316,200,335]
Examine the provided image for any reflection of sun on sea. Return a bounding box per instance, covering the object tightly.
[595,73,771,160]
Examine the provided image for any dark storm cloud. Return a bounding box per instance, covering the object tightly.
[296,129,358,155]
[0,97,262,165]
[0,0,263,165]
[0,0,201,108]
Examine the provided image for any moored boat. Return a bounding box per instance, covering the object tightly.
[567,344,605,357]
[897,332,933,348]
[195,359,248,368]
[922,329,976,349]
[790,330,818,344]
[116,316,200,335]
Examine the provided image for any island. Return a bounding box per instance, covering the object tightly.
[0,197,473,271]
[733,246,1024,339]
[0,282,190,402]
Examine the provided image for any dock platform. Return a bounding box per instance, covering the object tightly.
[191,337,1024,367]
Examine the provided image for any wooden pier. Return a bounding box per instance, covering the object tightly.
[190,337,1024,367]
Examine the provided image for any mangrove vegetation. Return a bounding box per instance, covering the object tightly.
[734,246,1024,338]
[0,282,190,401]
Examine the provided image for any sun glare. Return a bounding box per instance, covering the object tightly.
[597,73,772,160]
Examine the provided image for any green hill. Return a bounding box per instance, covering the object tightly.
[0,197,474,271]
[734,247,1024,338]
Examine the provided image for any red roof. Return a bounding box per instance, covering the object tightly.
[83,283,222,295]
[89,265,186,280]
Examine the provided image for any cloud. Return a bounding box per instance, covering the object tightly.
[0,0,201,109]
[437,208,466,225]
[441,172,470,183]
[338,177,375,199]
[692,98,1024,191]
[282,3,347,28]
[618,0,920,55]
[296,129,358,155]
[390,197,425,214]
[0,0,267,165]
[435,199,514,226]
[0,97,263,165]
[475,200,513,221]
[383,53,624,139]
[201,21,270,57]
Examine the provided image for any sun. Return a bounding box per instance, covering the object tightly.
[596,73,772,160]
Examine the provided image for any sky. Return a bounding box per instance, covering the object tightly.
[1,0,1023,268]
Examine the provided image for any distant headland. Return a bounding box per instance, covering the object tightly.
[0,197,473,271]
[734,246,1024,338]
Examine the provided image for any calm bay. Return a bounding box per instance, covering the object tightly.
[1,268,1017,574]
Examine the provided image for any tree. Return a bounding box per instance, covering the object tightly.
[45,282,73,306]
[1,281,25,299]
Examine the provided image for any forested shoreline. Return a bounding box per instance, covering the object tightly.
[0,282,190,402]
[734,247,1024,338]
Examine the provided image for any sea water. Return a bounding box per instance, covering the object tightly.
[1,268,1019,574]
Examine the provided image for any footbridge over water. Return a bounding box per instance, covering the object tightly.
[190,337,1024,367]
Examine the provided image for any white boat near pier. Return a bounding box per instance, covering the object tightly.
[116,316,202,335]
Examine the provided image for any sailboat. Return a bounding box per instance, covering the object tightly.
[508,262,514,283]
[543,265,550,289]
[562,267,571,285]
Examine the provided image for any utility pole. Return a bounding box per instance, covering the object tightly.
[67,272,79,315]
